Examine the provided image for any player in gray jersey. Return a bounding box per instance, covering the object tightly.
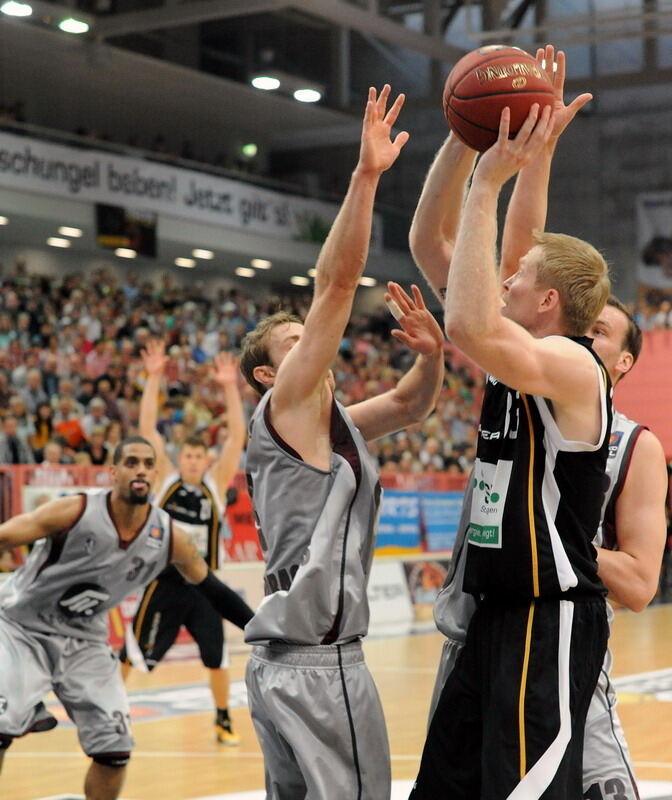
[239,85,445,800]
[410,45,667,800]
[0,436,253,800]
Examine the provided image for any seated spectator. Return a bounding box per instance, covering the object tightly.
[53,396,86,449]
[33,439,75,486]
[81,397,110,438]
[79,426,112,466]
[0,414,34,464]
[29,402,54,461]
[8,396,35,441]
[21,368,48,414]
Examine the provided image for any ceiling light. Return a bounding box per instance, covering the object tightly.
[58,17,89,34]
[0,1,32,17]
[58,226,83,237]
[47,237,71,248]
[251,76,280,91]
[294,89,321,103]
[290,275,310,286]
[251,258,272,269]
[0,216,8,225]
[307,268,317,278]
[240,143,258,158]
[359,276,377,287]
[235,267,255,278]
[115,248,137,258]
[175,257,196,268]
[192,248,214,260]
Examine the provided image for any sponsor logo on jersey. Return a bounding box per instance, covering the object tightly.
[57,583,110,617]
[608,430,623,459]
[147,525,165,549]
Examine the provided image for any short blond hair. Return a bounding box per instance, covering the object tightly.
[239,311,303,395]
[533,231,610,336]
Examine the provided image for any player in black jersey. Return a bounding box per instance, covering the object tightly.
[410,51,614,799]
[119,345,249,745]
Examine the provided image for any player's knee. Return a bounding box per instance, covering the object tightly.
[92,752,130,768]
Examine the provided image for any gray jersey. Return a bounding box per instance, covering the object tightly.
[0,490,173,642]
[244,391,382,645]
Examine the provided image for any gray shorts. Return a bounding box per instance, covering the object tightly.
[246,640,390,800]
[431,634,638,799]
[0,614,133,756]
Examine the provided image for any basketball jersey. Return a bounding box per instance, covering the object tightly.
[0,491,172,641]
[436,409,642,638]
[155,470,224,579]
[464,337,612,601]
[244,391,382,645]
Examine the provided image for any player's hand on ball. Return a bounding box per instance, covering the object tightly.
[211,352,239,388]
[387,282,444,355]
[474,103,554,188]
[141,339,168,375]
[358,85,410,176]
[535,44,592,144]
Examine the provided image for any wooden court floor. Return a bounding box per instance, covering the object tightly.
[4,602,672,799]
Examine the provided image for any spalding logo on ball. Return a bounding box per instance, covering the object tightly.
[443,45,554,152]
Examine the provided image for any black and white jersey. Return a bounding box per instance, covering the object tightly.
[155,471,224,575]
[464,337,612,601]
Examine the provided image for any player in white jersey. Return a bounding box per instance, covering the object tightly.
[410,46,667,799]
[240,86,445,799]
[0,436,253,800]
[119,347,248,744]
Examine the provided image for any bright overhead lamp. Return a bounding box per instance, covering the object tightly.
[0,216,8,225]
[47,237,71,248]
[240,143,258,159]
[359,276,377,287]
[251,258,272,270]
[294,88,321,103]
[307,268,317,278]
[192,248,214,260]
[251,76,280,91]
[235,267,255,278]
[290,275,310,286]
[58,17,89,34]
[175,257,196,268]
[115,248,137,259]
[58,226,83,237]
[0,1,32,17]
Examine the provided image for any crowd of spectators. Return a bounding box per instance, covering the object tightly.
[0,259,481,481]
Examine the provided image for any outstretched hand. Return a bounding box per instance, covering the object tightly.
[211,351,239,388]
[141,339,167,376]
[358,85,410,176]
[473,103,554,189]
[387,282,444,355]
[536,44,592,145]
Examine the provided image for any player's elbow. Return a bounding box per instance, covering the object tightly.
[620,579,658,613]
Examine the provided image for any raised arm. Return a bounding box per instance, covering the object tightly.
[208,352,246,503]
[596,429,668,611]
[499,46,592,282]
[408,134,477,302]
[0,494,85,551]
[272,85,409,414]
[138,340,171,485]
[348,282,444,440]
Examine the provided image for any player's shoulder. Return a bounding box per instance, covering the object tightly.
[632,427,666,464]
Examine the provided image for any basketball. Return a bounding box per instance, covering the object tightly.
[443,45,554,152]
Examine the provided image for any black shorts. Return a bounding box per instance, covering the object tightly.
[119,577,226,670]
[412,595,608,800]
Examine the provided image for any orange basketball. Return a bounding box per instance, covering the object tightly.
[443,45,554,152]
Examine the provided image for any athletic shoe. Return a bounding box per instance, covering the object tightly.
[215,719,241,746]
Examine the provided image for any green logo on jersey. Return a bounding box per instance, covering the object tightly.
[467,523,500,546]
[473,477,500,504]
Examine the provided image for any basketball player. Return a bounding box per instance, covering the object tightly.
[0,436,254,800]
[119,347,248,744]
[239,85,445,800]
[428,299,667,800]
[407,90,614,797]
[409,46,666,799]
